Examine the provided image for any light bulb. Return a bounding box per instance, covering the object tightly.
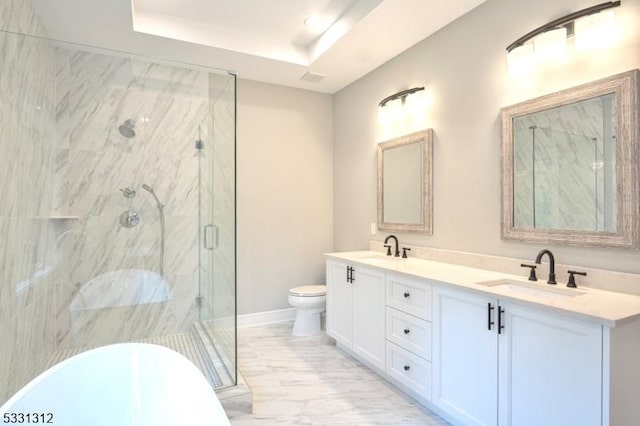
[533,27,567,63]
[575,10,616,51]
[507,43,535,78]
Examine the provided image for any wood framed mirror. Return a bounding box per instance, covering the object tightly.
[377,129,433,233]
[501,70,639,248]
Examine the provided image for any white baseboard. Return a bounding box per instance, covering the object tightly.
[237,308,297,328]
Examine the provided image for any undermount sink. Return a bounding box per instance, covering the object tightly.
[362,256,404,263]
[477,279,586,300]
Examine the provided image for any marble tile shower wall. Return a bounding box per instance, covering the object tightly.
[0,0,47,36]
[53,48,213,349]
[0,1,57,405]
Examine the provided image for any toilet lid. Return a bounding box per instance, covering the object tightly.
[289,285,326,297]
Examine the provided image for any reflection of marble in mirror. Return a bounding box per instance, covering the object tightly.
[501,69,639,248]
[513,94,617,232]
[377,129,433,233]
[383,141,423,224]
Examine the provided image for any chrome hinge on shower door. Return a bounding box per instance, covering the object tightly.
[196,296,203,307]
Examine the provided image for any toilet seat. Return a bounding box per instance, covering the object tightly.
[289,285,326,297]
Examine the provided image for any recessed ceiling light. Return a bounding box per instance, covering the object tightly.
[304,15,332,32]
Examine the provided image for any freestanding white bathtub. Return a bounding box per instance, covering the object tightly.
[0,343,230,425]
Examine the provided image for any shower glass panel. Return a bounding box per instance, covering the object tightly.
[198,73,237,388]
[0,28,57,405]
[0,27,236,404]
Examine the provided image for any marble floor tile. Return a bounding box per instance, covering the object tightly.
[232,321,449,426]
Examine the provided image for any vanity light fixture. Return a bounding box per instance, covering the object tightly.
[507,1,621,75]
[378,87,425,108]
[377,87,427,141]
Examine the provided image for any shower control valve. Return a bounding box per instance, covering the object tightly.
[120,209,140,228]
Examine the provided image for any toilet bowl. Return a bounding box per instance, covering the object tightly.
[288,285,326,336]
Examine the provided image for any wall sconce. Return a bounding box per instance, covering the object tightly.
[507,1,621,76]
[378,87,426,141]
[378,87,425,108]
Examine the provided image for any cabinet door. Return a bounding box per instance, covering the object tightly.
[326,260,353,347]
[353,266,386,371]
[498,303,602,426]
[432,286,498,426]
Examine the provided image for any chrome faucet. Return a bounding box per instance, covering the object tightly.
[534,249,556,285]
[384,235,400,257]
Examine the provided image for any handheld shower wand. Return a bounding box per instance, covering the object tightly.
[142,184,163,208]
[141,184,165,277]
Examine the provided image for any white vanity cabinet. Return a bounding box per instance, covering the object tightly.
[432,285,602,426]
[384,273,433,402]
[326,253,640,426]
[326,259,386,372]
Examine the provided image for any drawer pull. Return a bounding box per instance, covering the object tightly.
[403,365,410,371]
[403,292,410,298]
[403,328,410,335]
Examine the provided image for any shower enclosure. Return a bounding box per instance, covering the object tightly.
[0,25,236,403]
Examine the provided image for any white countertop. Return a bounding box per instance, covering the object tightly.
[326,251,640,327]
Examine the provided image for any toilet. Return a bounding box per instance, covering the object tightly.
[288,285,327,336]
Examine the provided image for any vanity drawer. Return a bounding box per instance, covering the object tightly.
[386,274,431,320]
[386,307,432,360]
[386,341,431,401]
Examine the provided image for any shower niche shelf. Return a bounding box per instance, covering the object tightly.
[46,216,79,220]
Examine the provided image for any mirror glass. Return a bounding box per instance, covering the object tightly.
[512,94,617,232]
[377,129,432,233]
[383,141,423,224]
[501,70,639,248]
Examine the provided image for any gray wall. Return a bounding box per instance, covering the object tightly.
[237,79,333,315]
[334,0,640,273]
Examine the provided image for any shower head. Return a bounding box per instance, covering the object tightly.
[118,119,136,138]
[141,183,163,209]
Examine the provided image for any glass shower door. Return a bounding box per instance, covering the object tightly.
[198,73,236,387]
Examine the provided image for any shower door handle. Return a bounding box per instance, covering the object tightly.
[204,224,218,250]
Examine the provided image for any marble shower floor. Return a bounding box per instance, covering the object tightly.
[231,321,450,426]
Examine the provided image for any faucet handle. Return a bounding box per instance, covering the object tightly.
[119,187,136,198]
[567,270,586,288]
[384,244,392,256]
[402,247,411,258]
[520,264,537,281]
